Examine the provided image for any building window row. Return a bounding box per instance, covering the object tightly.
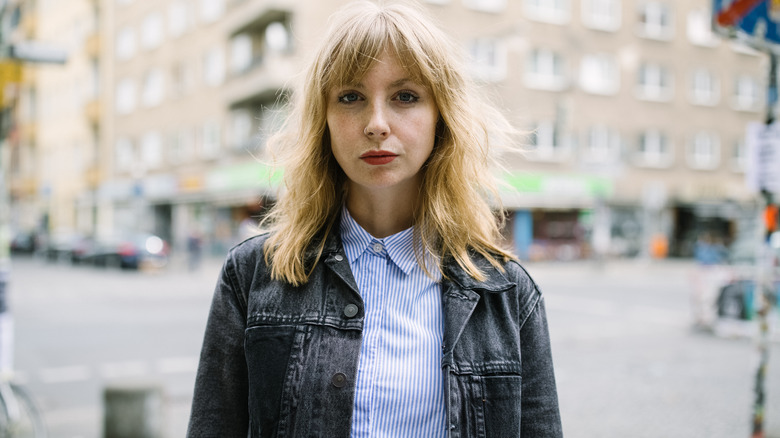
[525,123,745,173]
[469,43,762,111]
[114,0,225,61]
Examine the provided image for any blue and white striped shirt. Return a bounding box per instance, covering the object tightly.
[340,208,446,438]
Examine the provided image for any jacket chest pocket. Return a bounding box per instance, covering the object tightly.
[452,374,523,438]
[245,324,305,438]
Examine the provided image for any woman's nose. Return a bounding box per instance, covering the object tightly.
[364,103,389,138]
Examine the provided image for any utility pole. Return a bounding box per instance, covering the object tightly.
[712,2,780,436]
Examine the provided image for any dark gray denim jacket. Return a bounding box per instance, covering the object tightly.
[187,232,562,438]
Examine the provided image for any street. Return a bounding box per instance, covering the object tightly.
[7,255,780,438]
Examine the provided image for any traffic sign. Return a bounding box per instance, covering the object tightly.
[713,0,780,51]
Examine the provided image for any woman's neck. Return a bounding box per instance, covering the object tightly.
[345,185,418,238]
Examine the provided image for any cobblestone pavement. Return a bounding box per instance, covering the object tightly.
[7,255,780,438]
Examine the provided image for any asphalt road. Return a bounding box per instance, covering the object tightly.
[6,255,780,438]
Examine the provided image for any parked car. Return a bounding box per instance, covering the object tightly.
[10,230,37,255]
[43,232,94,264]
[85,233,169,270]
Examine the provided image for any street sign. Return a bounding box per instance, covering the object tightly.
[746,121,780,193]
[713,0,780,51]
[8,41,66,64]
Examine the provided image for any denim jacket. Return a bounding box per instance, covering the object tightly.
[187,232,562,438]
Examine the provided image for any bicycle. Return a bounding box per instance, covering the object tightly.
[0,375,47,438]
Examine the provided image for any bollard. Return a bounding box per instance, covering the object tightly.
[103,383,165,438]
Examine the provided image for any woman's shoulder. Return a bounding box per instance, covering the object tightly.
[222,232,272,272]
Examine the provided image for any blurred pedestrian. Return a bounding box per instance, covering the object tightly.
[187,2,562,437]
[691,232,730,329]
[186,229,203,271]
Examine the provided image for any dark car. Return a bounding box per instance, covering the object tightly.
[43,232,94,264]
[86,233,169,270]
[10,231,37,254]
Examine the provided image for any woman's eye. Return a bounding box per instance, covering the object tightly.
[338,92,360,103]
[397,92,418,103]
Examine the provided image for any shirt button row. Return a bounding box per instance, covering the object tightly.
[343,304,359,318]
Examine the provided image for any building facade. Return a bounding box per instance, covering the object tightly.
[9,0,769,260]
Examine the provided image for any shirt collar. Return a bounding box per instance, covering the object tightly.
[339,206,418,276]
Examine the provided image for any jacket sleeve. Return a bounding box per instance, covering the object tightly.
[520,295,563,437]
[187,253,249,437]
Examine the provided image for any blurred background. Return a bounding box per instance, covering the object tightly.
[1,0,779,437]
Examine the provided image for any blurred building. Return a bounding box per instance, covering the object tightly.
[8,0,768,260]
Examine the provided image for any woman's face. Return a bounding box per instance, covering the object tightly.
[326,49,439,199]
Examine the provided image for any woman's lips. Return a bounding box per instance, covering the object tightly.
[360,150,397,165]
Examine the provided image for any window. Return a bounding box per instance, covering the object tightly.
[203,47,225,86]
[464,0,506,13]
[229,110,253,151]
[689,68,719,106]
[141,132,163,169]
[116,27,135,60]
[200,0,224,23]
[168,128,194,165]
[523,0,570,24]
[115,138,135,173]
[230,34,253,74]
[687,9,719,47]
[201,121,221,158]
[115,79,136,114]
[687,131,720,170]
[468,38,507,83]
[264,22,292,53]
[582,125,621,164]
[171,60,195,97]
[733,75,760,111]
[168,1,188,38]
[636,62,673,101]
[525,48,568,90]
[140,12,164,50]
[579,53,620,95]
[527,120,567,161]
[637,2,673,40]
[636,129,672,167]
[732,139,747,172]
[142,69,165,107]
[581,0,621,31]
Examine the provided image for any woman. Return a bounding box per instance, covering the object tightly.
[187,2,562,437]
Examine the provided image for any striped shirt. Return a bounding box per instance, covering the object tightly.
[340,207,446,438]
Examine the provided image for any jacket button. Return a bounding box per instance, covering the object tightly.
[331,373,347,388]
[343,304,359,318]
[334,254,344,261]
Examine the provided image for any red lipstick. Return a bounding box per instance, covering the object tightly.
[360,150,397,165]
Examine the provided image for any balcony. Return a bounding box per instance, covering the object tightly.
[224,52,296,107]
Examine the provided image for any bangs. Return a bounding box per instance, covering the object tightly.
[320,10,430,92]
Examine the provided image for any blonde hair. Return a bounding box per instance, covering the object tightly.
[262,1,517,286]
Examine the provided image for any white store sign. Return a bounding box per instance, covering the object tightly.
[746,121,780,194]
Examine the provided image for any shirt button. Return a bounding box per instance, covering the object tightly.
[334,254,343,261]
[372,242,383,252]
[343,304,359,318]
[331,372,347,388]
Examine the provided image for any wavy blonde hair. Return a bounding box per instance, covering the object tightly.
[262,1,517,285]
